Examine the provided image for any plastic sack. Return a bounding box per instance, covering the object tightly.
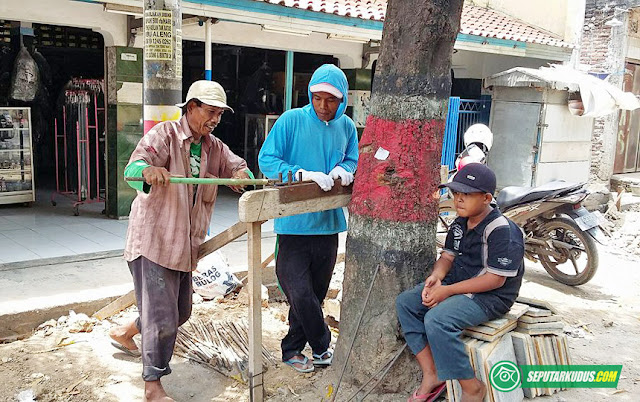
[193,250,242,299]
[10,46,40,102]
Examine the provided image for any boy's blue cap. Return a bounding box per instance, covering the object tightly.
[439,163,496,194]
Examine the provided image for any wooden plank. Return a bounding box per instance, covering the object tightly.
[519,314,561,324]
[523,307,553,318]
[503,302,529,320]
[518,321,564,331]
[247,222,264,402]
[510,332,536,398]
[517,296,558,314]
[472,338,502,402]
[238,187,350,222]
[485,334,524,402]
[261,252,275,270]
[515,327,563,336]
[479,318,515,331]
[278,180,352,203]
[198,221,248,259]
[92,290,136,320]
[464,321,517,342]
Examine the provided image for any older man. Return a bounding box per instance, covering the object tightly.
[109,80,249,402]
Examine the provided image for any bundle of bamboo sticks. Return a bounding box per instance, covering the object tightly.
[175,318,276,382]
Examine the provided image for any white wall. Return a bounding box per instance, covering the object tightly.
[467,0,584,44]
[165,20,364,69]
[1,0,128,46]
[452,50,552,80]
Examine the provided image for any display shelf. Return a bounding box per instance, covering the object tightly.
[0,107,35,204]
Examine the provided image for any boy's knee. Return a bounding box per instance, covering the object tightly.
[395,289,412,312]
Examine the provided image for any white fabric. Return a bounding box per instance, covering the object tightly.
[297,169,334,191]
[309,83,344,99]
[329,165,354,186]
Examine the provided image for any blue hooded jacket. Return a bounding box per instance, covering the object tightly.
[258,64,359,235]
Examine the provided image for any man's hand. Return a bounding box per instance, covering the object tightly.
[229,169,250,193]
[297,169,334,191]
[142,166,171,187]
[423,285,451,308]
[329,166,354,186]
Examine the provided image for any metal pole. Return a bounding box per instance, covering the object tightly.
[285,50,294,111]
[205,18,212,80]
[125,177,271,186]
[143,0,182,135]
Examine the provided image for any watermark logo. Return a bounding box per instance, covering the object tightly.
[489,361,521,392]
[488,363,623,392]
[520,365,622,389]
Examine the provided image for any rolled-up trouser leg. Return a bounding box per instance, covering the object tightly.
[423,294,489,381]
[129,256,192,381]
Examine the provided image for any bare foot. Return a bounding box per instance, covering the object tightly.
[416,372,442,396]
[144,380,174,402]
[460,378,486,402]
[109,321,139,352]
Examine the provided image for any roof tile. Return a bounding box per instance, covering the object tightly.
[256,1,570,48]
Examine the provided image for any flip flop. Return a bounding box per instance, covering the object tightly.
[111,341,141,357]
[407,382,446,402]
[312,349,333,366]
[284,355,314,373]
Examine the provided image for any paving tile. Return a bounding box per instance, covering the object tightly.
[0,233,40,263]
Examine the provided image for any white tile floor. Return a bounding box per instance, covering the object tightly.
[0,187,273,265]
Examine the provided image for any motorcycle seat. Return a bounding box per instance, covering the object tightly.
[496,181,583,210]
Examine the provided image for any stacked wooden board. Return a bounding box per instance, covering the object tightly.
[447,300,571,401]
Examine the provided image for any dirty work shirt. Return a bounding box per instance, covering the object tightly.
[124,115,247,272]
[258,64,359,235]
[125,142,203,192]
[442,207,525,319]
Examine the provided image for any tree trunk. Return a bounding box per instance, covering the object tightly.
[333,0,464,393]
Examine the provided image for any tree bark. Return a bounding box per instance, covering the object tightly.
[333,0,464,392]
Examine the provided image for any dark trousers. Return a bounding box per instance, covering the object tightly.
[276,234,338,361]
[129,256,192,381]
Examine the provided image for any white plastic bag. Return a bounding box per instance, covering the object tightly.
[193,250,242,299]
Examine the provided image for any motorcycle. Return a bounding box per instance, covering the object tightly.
[438,181,605,286]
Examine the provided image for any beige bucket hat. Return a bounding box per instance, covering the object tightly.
[176,80,234,113]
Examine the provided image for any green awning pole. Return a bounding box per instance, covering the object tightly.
[124,177,272,186]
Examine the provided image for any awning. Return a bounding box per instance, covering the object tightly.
[484,66,640,117]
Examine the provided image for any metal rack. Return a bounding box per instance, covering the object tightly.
[51,79,105,215]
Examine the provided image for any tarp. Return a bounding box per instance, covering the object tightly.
[484,65,640,117]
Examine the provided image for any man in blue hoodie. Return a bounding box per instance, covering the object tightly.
[258,64,359,372]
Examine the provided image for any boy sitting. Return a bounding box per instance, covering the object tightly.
[396,163,525,402]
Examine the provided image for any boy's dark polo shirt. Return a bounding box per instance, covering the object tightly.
[443,207,525,319]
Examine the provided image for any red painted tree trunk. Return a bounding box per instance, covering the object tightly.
[333,0,464,393]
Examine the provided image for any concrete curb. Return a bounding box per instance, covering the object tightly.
[0,295,123,342]
[0,250,124,272]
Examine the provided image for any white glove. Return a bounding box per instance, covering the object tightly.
[297,169,334,192]
[329,166,354,186]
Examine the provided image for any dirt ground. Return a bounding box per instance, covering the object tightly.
[1,211,639,402]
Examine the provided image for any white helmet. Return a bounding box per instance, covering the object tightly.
[463,124,493,151]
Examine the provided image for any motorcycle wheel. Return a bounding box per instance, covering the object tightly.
[537,216,599,286]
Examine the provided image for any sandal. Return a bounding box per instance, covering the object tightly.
[312,349,333,366]
[110,341,141,357]
[407,382,446,402]
[284,355,314,373]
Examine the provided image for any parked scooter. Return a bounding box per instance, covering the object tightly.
[438,125,605,286]
[440,181,605,286]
